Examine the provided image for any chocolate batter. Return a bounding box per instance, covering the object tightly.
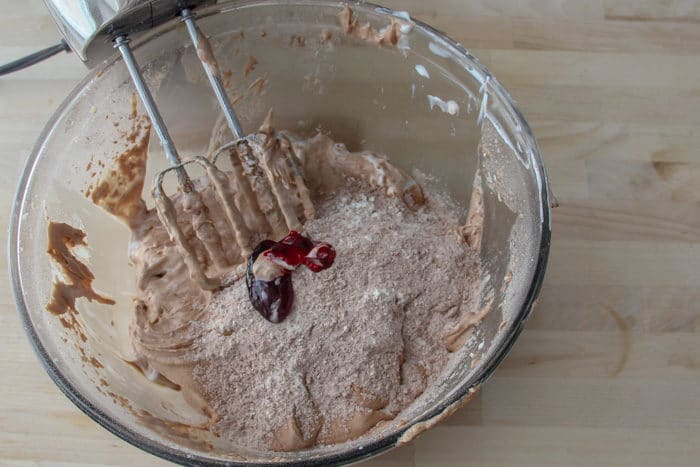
[61,112,486,450]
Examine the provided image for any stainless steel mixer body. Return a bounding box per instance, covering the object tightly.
[44,0,216,66]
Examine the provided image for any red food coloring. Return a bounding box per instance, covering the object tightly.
[279,230,315,251]
[303,243,336,272]
[246,240,293,323]
[263,230,336,272]
[246,231,335,323]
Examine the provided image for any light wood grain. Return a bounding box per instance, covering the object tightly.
[1,0,699,465]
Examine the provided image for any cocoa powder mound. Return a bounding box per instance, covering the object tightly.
[190,178,481,450]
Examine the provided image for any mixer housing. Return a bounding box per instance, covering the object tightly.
[44,0,215,67]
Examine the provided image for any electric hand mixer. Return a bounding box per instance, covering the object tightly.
[38,1,316,290]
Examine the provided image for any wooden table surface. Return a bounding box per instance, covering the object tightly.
[2,0,699,465]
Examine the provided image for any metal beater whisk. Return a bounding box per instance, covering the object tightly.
[115,8,314,290]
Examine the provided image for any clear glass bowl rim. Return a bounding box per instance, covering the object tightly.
[8,1,552,465]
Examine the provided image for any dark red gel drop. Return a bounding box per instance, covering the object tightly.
[246,232,335,323]
[246,240,294,324]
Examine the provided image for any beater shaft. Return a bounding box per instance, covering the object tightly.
[181,8,245,140]
[114,36,179,166]
[114,35,189,187]
[113,10,314,292]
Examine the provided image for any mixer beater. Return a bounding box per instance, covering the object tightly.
[115,7,315,290]
[21,1,422,292]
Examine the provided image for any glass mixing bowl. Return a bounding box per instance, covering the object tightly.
[9,1,551,465]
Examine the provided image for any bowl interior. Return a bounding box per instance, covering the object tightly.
[11,1,549,465]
